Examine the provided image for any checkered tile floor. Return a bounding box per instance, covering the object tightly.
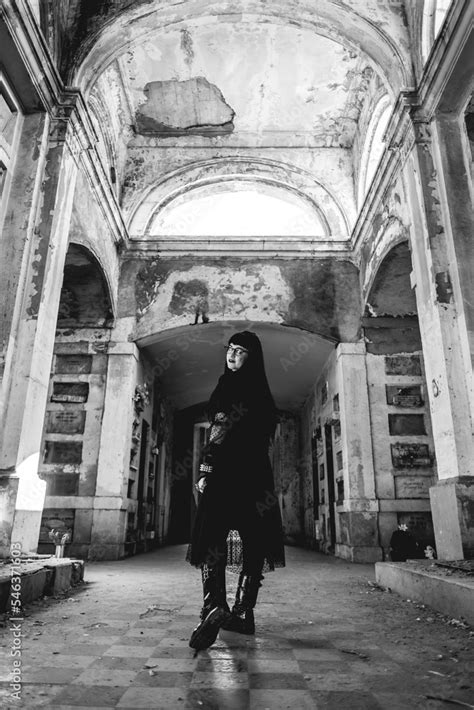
[1,546,472,709]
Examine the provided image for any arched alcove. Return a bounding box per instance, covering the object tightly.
[127,158,349,240]
[363,240,421,355]
[147,180,327,238]
[366,242,417,318]
[57,244,114,328]
[363,241,436,556]
[357,96,392,207]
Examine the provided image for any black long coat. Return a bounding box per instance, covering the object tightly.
[187,376,286,572]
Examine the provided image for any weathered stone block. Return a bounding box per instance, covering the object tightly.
[394,476,432,499]
[386,384,423,407]
[16,568,51,605]
[44,559,77,595]
[78,465,98,496]
[43,441,83,465]
[89,509,126,560]
[0,476,18,556]
[39,509,75,545]
[338,511,379,547]
[51,382,89,403]
[73,509,93,544]
[55,355,92,374]
[430,478,474,559]
[391,442,431,468]
[376,561,474,625]
[385,354,422,376]
[45,410,86,434]
[388,414,426,435]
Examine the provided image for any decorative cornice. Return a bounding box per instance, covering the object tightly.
[350,92,415,258]
[416,0,474,118]
[351,0,473,259]
[125,236,354,260]
[1,0,129,250]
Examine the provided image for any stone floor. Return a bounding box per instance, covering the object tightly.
[1,545,473,709]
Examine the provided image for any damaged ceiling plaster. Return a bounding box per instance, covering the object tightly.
[112,22,373,145]
[135,76,235,136]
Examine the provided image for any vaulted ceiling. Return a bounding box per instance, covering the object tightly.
[57,0,414,410]
[74,0,411,146]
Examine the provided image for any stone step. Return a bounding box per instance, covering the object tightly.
[0,557,85,613]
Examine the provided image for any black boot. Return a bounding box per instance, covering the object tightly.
[221,572,263,635]
[189,563,230,651]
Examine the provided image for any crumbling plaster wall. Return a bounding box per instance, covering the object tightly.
[122,146,356,234]
[299,391,317,545]
[68,0,412,98]
[118,257,362,344]
[88,62,134,197]
[352,68,391,203]
[273,412,302,544]
[357,173,413,306]
[0,112,46,382]
[68,168,120,316]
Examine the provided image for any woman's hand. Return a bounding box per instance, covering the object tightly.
[195,477,207,494]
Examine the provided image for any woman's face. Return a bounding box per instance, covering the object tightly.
[226,343,249,372]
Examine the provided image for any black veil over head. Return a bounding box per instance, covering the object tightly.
[207,331,277,433]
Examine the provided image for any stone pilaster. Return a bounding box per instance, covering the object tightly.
[335,343,381,563]
[89,342,140,560]
[0,109,80,556]
[403,113,474,559]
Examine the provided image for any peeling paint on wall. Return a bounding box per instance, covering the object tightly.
[169,279,209,324]
[435,271,453,304]
[135,263,293,333]
[123,257,362,343]
[135,77,235,136]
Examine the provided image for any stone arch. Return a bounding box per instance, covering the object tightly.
[122,256,362,347]
[135,320,336,412]
[360,217,411,305]
[87,94,118,193]
[70,2,412,98]
[365,241,417,319]
[357,94,392,208]
[57,243,115,328]
[127,157,349,238]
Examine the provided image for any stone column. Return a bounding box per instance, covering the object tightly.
[0,110,79,556]
[89,342,140,560]
[403,115,474,559]
[336,343,381,563]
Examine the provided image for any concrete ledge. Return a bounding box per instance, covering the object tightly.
[0,558,85,613]
[375,561,474,625]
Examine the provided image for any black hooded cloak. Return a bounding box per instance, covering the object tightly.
[186,331,286,571]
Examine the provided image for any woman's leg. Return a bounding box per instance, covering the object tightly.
[221,523,265,635]
[189,530,230,650]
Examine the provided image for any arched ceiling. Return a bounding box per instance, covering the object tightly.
[71,1,412,96]
[66,0,412,247]
[112,24,367,142]
[78,1,411,145]
[138,321,336,411]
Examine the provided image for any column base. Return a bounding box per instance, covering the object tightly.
[430,477,474,560]
[336,543,383,563]
[337,511,383,563]
[89,507,127,561]
[0,475,18,558]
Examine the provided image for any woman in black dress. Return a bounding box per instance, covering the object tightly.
[187,330,285,651]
